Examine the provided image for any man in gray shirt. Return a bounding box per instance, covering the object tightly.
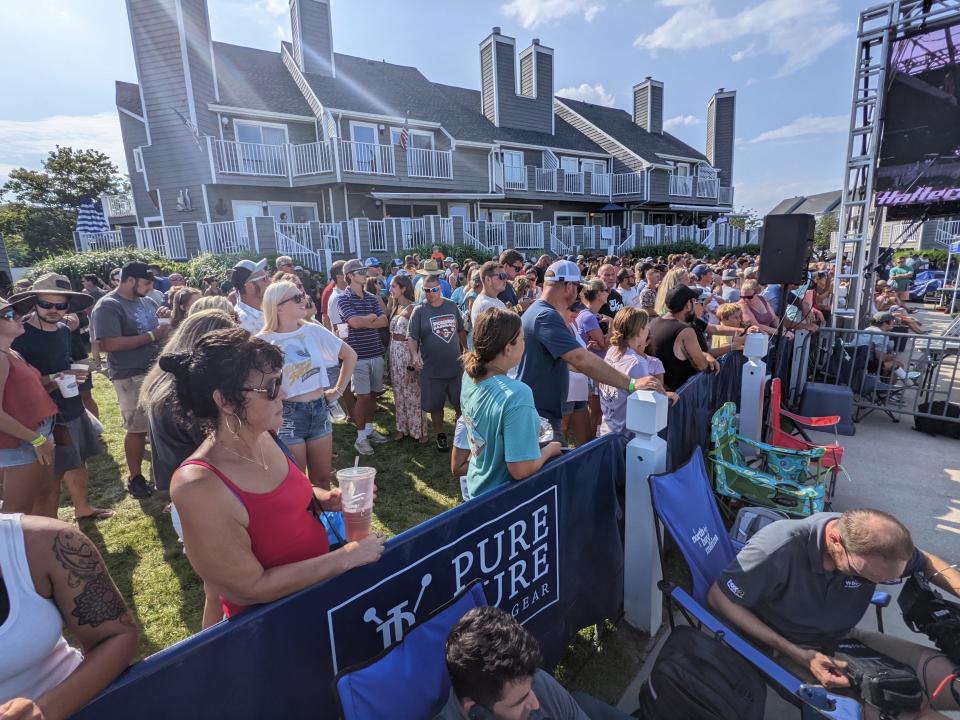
[709,509,960,715]
[92,261,169,498]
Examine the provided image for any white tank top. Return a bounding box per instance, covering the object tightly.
[0,513,83,704]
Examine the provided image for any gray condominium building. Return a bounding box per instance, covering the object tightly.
[111,0,735,249]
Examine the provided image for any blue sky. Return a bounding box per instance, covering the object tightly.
[0,0,861,214]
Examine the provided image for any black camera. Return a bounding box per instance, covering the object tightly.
[898,573,960,664]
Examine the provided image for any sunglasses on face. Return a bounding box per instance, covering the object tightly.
[495,272,508,281]
[423,286,441,294]
[0,309,19,322]
[510,264,523,272]
[37,300,70,311]
[247,274,269,285]
[350,270,369,277]
[279,292,305,306]
[742,294,755,299]
[242,374,283,401]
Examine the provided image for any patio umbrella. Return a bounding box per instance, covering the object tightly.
[598,203,627,213]
[75,197,110,234]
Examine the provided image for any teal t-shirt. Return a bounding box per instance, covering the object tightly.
[461,372,542,498]
[889,266,912,291]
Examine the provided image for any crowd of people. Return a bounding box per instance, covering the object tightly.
[1,246,956,720]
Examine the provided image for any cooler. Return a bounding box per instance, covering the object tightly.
[798,382,856,436]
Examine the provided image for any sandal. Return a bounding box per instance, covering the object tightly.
[76,508,115,521]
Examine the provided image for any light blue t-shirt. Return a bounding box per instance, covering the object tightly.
[460,373,542,498]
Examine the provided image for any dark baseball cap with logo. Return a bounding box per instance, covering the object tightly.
[665,284,701,313]
[120,262,156,282]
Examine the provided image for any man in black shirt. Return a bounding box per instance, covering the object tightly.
[12,273,111,520]
[597,263,624,318]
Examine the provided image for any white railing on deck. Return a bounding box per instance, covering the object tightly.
[317,223,344,253]
[591,173,610,197]
[135,226,187,259]
[669,175,694,197]
[503,164,527,191]
[551,225,576,256]
[200,220,249,255]
[535,168,556,192]
[291,141,334,176]
[935,218,960,247]
[277,222,312,250]
[213,139,287,176]
[514,222,544,249]
[719,186,734,205]
[399,218,426,249]
[615,231,636,256]
[563,172,584,194]
[696,177,719,199]
[275,225,322,271]
[368,220,387,253]
[78,230,124,252]
[612,172,646,197]
[406,148,453,180]
[439,217,453,245]
[339,140,395,176]
[486,222,506,252]
[101,194,135,217]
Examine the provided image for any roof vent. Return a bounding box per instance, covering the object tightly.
[492,26,501,34]
[532,38,540,45]
[718,87,725,93]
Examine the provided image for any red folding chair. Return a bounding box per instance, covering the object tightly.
[768,378,845,506]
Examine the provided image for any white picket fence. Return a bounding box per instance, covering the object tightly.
[199,220,250,255]
[78,230,124,252]
[135,226,187,259]
[514,222,544,249]
[316,223,344,253]
[275,224,322,270]
[368,220,388,253]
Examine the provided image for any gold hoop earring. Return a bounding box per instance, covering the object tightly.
[225,412,242,438]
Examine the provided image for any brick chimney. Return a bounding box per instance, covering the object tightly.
[290,0,335,76]
[633,77,664,135]
[707,87,736,181]
[480,28,554,134]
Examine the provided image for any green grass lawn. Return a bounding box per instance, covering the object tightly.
[65,378,648,704]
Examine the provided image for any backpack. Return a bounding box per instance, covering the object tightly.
[914,402,960,439]
[729,506,789,545]
[637,626,766,720]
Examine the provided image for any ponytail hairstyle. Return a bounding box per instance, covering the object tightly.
[170,287,202,329]
[609,307,650,352]
[462,307,522,380]
[158,327,283,434]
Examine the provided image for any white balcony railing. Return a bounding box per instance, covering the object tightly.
[275,224,321,271]
[719,186,735,205]
[612,172,646,198]
[102,194,135,217]
[368,220,388,253]
[439,217,453,245]
[199,220,250,255]
[563,172,584,194]
[535,168,557,192]
[669,174,694,197]
[696,177,719,199]
[135,226,187,259]
[399,218,427,248]
[213,139,287,176]
[406,148,453,180]
[291,141,335,177]
[339,140,395,176]
[78,230,124,252]
[590,172,610,197]
[277,222,313,250]
[503,164,527,191]
[486,222,507,251]
[514,222,544,249]
[316,223,344,253]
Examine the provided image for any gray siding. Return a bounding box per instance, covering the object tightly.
[291,0,334,76]
[555,102,644,173]
[520,51,534,97]
[480,44,495,122]
[633,82,663,135]
[117,111,156,222]
[493,42,552,133]
[706,93,735,186]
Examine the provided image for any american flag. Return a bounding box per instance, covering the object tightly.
[399,116,409,152]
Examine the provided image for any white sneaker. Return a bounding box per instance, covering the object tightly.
[354,438,374,456]
[367,429,389,444]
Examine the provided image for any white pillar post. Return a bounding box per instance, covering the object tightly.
[623,390,668,634]
[739,333,769,458]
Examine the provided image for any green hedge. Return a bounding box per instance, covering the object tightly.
[893,248,949,266]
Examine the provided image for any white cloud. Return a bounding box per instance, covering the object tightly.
[664,114,701,130]
[259,0,288,16]
[634,0,851,76]
[0,113,127,186]
[557,83,616,107]
[731,44,756,62]
[501,0,605,29]
[745,114,847,144]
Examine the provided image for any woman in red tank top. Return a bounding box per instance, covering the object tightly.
[163,328,384,621]
[0,294,59,516]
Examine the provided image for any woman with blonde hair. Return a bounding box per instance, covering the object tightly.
[738,279,778,335]
[170,287,202,329]
[258,281,356,489]
[654,266,691,317]
[598,307,666,437]
[189,294,238,321]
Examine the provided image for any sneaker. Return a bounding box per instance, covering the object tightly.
[127,474,154,499]
[905,371,921,381]
[436,433,449,452]
[367,429,389,444]
[354,438,375,456]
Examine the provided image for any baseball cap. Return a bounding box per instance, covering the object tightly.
[121,261,156,283]
[392,258,404,267]
[721,268,739,281]
[691,264,710,279]
[873,311,895,324]
[443,256,454,265]
[364,257,381,267]
[343,259,366,275]
[543,260,584,284]
[231,258,268,288]
[293,265,304,272]
[665,285,701,313]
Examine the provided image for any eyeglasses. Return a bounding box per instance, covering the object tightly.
[37,300,70,311]
[841,542,904,586]
[279,293,305,306]
[0,309,18,322]
[742,294,755,299]
[495,272,508,281]
[423,286,441,294]
[242,374,283,401]
[510,264,523,272]
[247,274,269,285]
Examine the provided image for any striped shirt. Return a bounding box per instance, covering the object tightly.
[337,287,385,360]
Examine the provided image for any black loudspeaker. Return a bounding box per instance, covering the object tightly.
[758,214,815,285]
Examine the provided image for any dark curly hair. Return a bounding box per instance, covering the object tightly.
[445,606,542,706]
[158,327,283,433]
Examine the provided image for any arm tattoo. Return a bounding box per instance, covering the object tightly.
[52,530,127,628]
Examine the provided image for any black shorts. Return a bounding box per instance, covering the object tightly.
[421,375,462,413]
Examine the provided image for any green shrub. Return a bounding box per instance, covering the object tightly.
[404,244,496,265]
[893,248,948,267]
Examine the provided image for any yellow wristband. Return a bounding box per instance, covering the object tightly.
[148,330,156,342]
[30,435,46,448]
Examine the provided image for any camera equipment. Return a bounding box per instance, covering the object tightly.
[898,572,960,664]
[832,639,923,714]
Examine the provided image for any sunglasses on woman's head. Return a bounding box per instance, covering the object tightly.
[37,300,70,311]
[242,374,283,401]
[279,292,305,306]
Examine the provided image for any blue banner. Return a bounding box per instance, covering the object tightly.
[74,435,627,720]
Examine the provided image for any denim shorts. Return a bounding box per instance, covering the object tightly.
[278,396,332,445]
[0,417,54,469]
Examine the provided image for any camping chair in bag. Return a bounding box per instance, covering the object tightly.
[710,402,828,517]
[768,378,845,506]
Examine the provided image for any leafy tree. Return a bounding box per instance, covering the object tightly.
[814,212,839,250]
[0,203,76,266]
[728,208,762,231]
[1,146,124,209]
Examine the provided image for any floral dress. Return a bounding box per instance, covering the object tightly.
[389,308,428,439]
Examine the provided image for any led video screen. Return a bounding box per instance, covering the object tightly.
[876,21,960,218]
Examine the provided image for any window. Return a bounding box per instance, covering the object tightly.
[384,203,440,218]
[350,122,378,145]
[234,121,288,174]
[581,159,607,175]
[389,128,433,150]
[673,163,690,177]
[555,212,588,226]
[486,208,533,223]
[133,147,144,173]
[502,150,525,187]
[560,156,579,174]
[235,120,288,145]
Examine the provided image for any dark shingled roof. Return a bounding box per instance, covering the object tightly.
[769,190,841,216]
[555,97,708,164]
[213,42,313,115]
[115,81,142,117]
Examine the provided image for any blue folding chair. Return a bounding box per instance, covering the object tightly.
[647,447,890,719]
[334,581,487,720]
